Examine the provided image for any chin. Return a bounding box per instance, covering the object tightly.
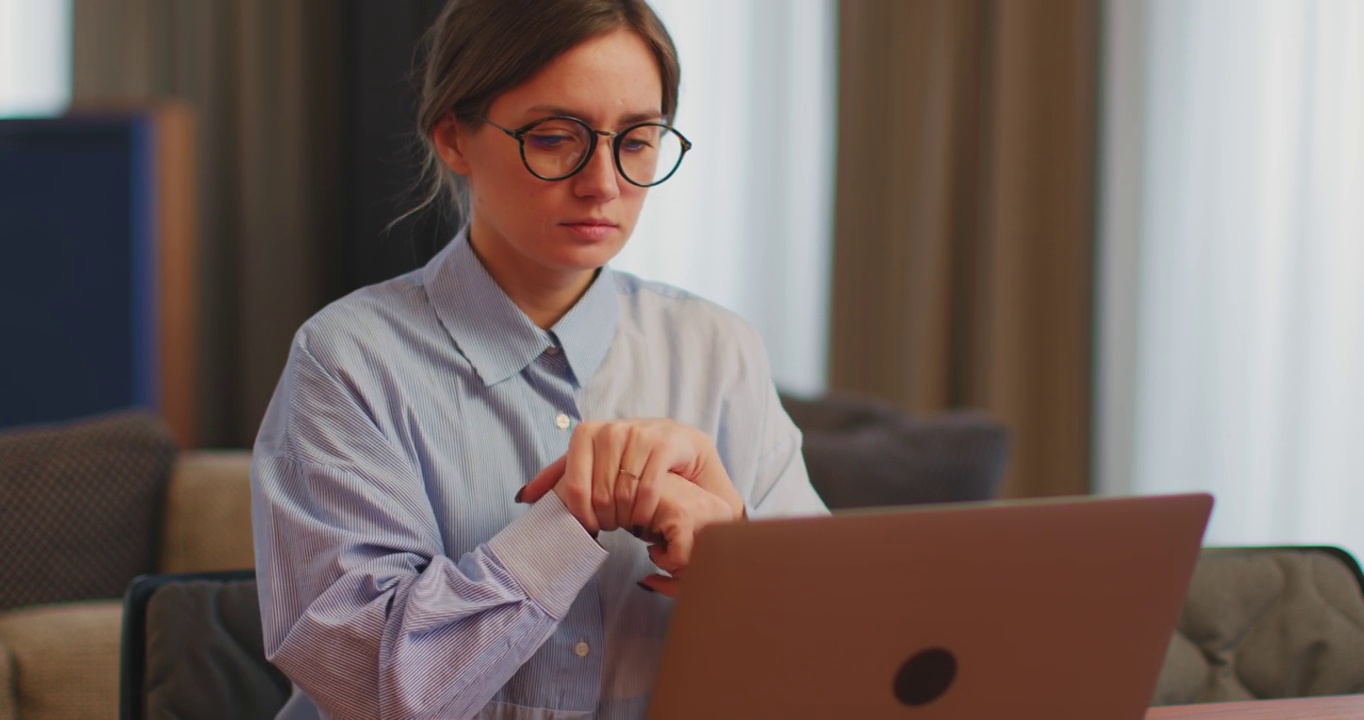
[546,232,628,269]
[553,247,623,274]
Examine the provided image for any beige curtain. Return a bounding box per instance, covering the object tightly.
[72,0,343,448]
[831,0,1098,498]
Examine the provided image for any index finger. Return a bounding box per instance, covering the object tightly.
[517,454,568,503]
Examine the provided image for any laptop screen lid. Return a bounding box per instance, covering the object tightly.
[648,493,1212,720]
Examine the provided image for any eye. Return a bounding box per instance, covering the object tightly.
[621,125,663,153]
[527,133,573,150]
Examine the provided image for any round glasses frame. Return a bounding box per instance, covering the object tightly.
[478,114,693,188]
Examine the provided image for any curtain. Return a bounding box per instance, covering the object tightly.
[71,0,343,448]
[831,0,1100,498]
[1099,0,1364,555]
[611,0,836,397]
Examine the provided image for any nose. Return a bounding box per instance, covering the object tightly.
[571,134,621,201]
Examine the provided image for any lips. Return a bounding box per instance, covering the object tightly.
[560,219,618,228]
[560,219,619,241]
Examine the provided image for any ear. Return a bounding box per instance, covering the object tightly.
[432,113,473,176]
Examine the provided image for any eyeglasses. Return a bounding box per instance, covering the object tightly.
[478,114,692,187]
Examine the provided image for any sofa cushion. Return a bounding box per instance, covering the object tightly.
[780,392,1009,509]
[159,451,256,573]
[0,600,122,720]
[0,410,178,610]
[1151,547,1364,705]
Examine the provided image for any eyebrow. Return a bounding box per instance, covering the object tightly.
[524,104,665,126]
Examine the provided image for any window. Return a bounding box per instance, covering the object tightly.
[0,0,70,118]
[613,0,836,396]
[1099,0,1364,555]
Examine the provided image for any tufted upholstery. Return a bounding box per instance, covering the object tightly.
[1151,546,1364,706]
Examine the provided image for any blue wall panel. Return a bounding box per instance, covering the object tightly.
[0,116,157,430]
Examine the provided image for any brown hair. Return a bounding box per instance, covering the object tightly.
[404,0,681,225]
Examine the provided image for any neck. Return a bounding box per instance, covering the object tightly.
[467,231,596,330]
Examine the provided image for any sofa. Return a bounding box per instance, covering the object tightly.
[14,407,1362,718]
[0,413,255,720]
[0,396,1009,720]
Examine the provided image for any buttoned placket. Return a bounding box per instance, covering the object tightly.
[541,341,576,434]
[528,337,606,695]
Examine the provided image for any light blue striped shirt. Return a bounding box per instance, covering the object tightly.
[251,230,827,720]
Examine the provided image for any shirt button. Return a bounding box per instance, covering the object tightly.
[575,641,590,658]
[555,413,571,430]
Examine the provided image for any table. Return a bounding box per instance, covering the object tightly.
[1146,695,1364,719]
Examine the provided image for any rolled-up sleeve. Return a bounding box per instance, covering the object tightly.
[252,340,607,719]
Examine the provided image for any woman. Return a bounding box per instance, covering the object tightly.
[251,1,826,718]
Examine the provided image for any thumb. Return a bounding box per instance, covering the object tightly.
[517,454,567,503]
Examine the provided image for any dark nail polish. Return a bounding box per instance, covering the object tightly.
[514,488,525,503]
[637,581,655,593]
[631,525,644,538]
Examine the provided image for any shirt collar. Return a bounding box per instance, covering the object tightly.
[424,229,619,388]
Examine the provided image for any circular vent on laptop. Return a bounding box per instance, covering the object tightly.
[893,647,957,707]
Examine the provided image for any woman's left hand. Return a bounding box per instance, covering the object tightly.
[635,471,741,597]
[516,419,745,535]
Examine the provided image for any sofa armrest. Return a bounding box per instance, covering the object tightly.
[0,632,15,720]
[159,451,255,573]
[0,600,122,720]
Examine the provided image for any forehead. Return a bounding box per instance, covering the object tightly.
[492,28,664,125]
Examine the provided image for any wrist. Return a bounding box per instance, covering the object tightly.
[718,493,744,523]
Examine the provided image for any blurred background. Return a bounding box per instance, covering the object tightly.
[1,0,1360,555]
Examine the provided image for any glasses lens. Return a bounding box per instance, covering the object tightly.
[522,118,592,180]
[618,123,685,186]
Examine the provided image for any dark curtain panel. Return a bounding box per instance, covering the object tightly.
[831,0,1099,498]
[70,0,457,447]
[71,0,344,448]
[341,0,457,291]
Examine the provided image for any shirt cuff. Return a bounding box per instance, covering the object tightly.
[486,491,609,619]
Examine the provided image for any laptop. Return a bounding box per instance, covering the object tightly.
[648,493,1212,720]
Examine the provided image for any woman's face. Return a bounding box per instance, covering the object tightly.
[437,28,664,288]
